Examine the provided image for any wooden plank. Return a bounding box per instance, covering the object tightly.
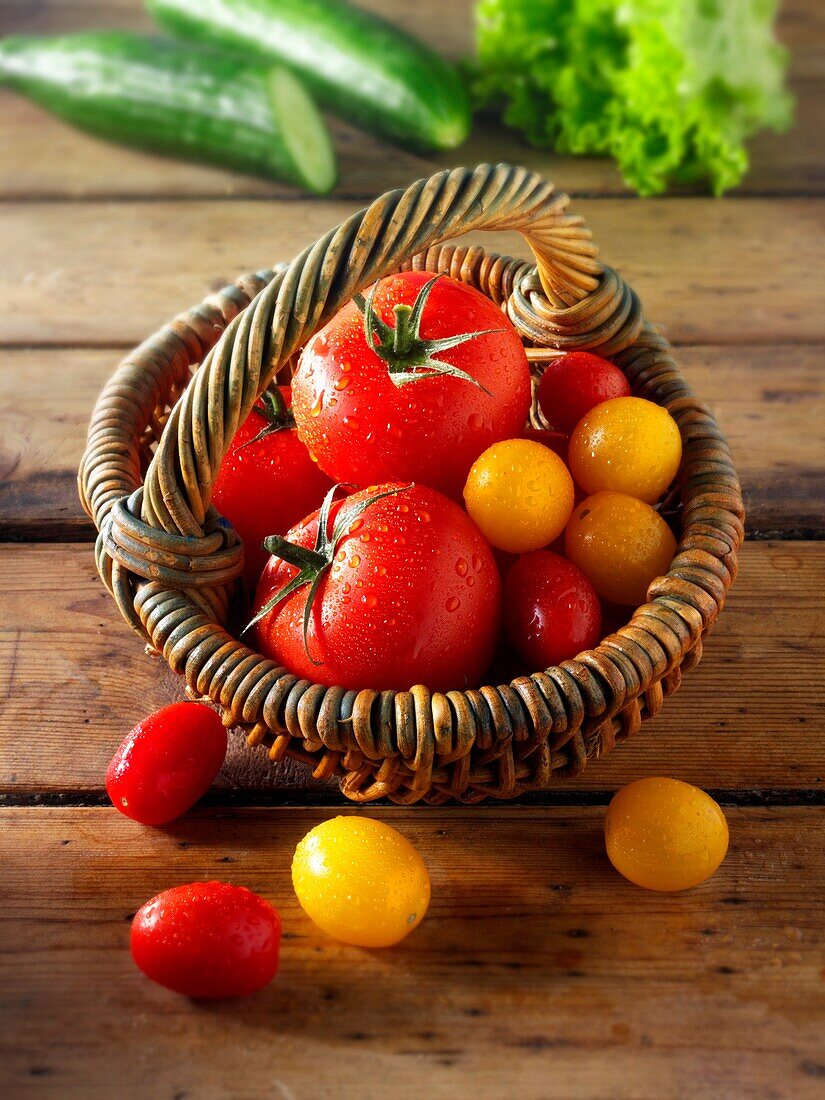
[2,78,821,200]
[1,197,822,347]
[1,806,823,1099]
[1,541,822,797]
[778,0,825,80]
[2,344,823,540]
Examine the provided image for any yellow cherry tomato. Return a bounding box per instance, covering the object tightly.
[292,816,430,948]
[565,491,676,605]
[568,396,682,504]
[463,438,575,553]
[605,777,729,891]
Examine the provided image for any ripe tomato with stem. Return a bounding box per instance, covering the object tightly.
[291,271,532,498]
[212,385,334,586]
[249,481,502,692]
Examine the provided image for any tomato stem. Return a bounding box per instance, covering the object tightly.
[353,274,498,393]
[237,386,295,450]
[243,483,412,663]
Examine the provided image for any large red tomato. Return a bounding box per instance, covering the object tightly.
[212,386,334,585]
[291,272,532,498]
[250,483,501,692]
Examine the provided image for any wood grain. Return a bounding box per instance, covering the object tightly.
[1,197,822,347]
[3,344,822,540]
[1,806,823,1100]
[2,542,822,797]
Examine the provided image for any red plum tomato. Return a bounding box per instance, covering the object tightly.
[131,882,281,998]
[106,702,227,826]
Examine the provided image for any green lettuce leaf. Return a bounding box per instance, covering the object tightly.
[471,0,793,195]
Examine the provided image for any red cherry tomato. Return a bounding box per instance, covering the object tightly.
[131,882,280,998]
[212,386,334,585]
[504,550,602,668]
[292,271,532,498]
[252,482,501,692]
[522,426,569,464]
[106,702,227,826]
[537,352,631,434]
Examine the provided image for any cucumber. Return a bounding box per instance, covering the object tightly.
[145,0,471,152]
[0,32,337,193]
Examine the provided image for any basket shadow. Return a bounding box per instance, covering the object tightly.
[186,835,612,1045]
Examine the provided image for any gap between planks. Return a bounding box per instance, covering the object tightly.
[2,788,824,810]
[1,198,823,346]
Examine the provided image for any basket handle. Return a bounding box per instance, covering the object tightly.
[140,164,602,541]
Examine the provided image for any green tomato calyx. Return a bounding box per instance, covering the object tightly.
[243,483,412,662]
[354,274,497,393]
[237,387,295,450]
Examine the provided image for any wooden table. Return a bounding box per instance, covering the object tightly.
[1,2,823,1096]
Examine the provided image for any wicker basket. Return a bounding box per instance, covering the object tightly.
[78,164,744,804]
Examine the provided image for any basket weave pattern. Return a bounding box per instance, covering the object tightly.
[78,165,744,804]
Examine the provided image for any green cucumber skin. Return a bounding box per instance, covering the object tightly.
[146,0,471,151]
[0,32,336,192]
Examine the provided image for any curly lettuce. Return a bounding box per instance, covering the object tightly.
[471,0,793,195]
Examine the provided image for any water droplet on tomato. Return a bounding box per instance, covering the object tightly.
[341,582,351,594]
[472,553,484,573]
[445,596,460,612]
[310,394,324,418]
[417,510,431,524]
[335,376,351,391]
[344,415,359,430]
[342,361,352,374]
[336,549,346,563]
[361,532,371,542]
[467,412,484,431]
[348,518,364,534]
[349,554,361,568]
[467,576,475,587]
[365,593,378,609]
[399,503,410,514]
[455,558,468,577]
